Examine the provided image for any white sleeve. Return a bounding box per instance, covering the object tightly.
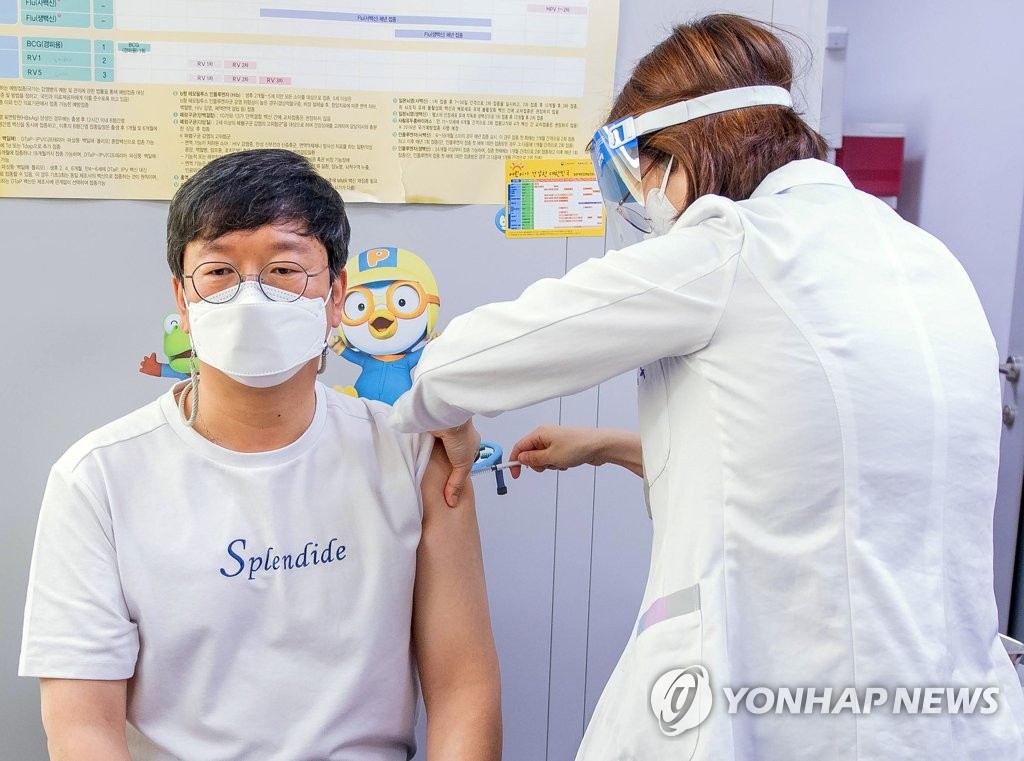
[19,461,139,680]
[389,204,743,432]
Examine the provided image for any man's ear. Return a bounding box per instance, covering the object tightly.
[328,269,346,329]
[172,276,190,333]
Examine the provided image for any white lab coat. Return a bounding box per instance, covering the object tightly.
[390,159,1024,759]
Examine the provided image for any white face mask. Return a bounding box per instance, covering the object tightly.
[643,156,680,237]
[187,282,328,388]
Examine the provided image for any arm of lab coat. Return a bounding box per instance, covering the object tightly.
[390,204,743,432]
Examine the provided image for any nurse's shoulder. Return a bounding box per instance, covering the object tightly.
[603,192,747,290]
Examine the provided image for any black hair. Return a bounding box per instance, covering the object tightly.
[166,149,350,280]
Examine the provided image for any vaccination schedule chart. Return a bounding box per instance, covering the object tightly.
[0,0,620,202]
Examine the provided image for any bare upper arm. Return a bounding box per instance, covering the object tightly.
[413,442,500,699]
[41,677,127,727]
[40,678,129,759]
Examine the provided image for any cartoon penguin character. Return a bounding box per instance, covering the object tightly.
[139,313,193,381]
[330,246,440,405]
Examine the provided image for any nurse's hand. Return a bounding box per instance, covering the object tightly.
[432,420,481,508]
[510,426,644,479]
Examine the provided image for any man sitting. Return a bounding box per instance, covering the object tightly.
[20,149,501,761]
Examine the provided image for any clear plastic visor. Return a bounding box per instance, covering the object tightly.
[590,116,644,207]
[590,117,650,234]
[589,85,794,235]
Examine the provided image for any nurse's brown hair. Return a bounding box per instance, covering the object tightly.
[608,14,828,209]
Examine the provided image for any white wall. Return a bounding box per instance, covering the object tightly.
[828,0,1024,357]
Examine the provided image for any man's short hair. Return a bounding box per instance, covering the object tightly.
[166,148,350,280]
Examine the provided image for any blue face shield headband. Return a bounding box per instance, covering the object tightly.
[590,86,794,232]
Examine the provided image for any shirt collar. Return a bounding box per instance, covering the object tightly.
[749,158,854,199]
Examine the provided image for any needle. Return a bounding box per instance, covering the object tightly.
[470,460,521,477]
[491,460,521,471]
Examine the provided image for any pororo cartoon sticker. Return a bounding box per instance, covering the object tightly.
[331,246,508,495]
[330,246,440,405]
[140,313,192,381]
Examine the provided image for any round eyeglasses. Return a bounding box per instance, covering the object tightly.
[184,261,331,304]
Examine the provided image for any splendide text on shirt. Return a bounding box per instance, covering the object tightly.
[219,537,348,581]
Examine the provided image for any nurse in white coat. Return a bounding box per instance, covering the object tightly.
[391,13,1024,760]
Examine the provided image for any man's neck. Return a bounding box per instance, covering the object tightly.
[183,362,319,453]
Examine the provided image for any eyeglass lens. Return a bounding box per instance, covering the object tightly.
[188,261,316,303]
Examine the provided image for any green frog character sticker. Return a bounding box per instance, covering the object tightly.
[140,313,193,381]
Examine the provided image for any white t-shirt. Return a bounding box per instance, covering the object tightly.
[21,382,433,761]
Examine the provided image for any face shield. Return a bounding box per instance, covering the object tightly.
[590,85,794,236]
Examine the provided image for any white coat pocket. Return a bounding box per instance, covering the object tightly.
[577,584,707,761]
[630,584,707,760]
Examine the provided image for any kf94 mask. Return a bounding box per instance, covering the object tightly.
[644,156,679,237]
[187,282,328,388]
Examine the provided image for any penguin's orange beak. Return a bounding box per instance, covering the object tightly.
[368,309,398,339]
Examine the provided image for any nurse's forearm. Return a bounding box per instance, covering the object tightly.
[511,426,643,478]
[592,428,644,477]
